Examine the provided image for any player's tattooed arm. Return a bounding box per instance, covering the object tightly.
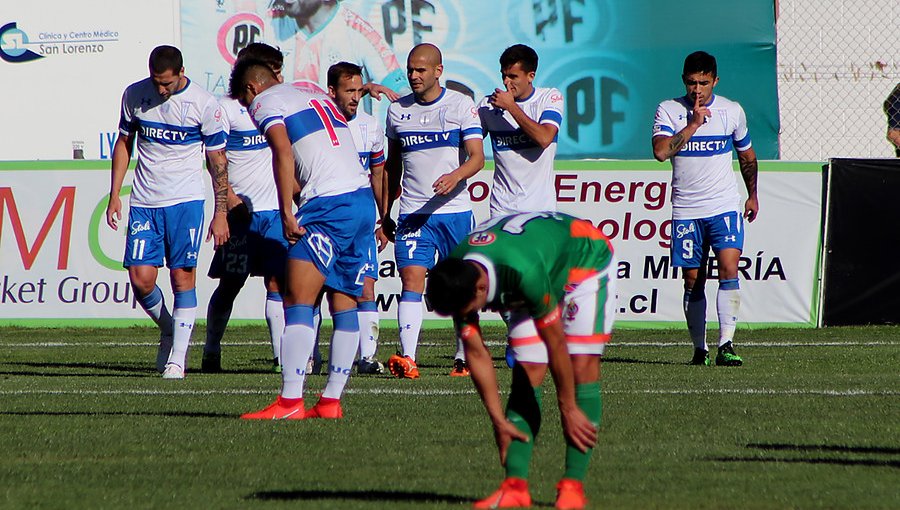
[738,147,759,222]
[667,132,687,155]
[653,131,690,161]
[207,150,229,214]
[205,149,231,247]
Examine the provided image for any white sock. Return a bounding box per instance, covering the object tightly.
[137,285,173,336]
[265,293,285,361]
[168,292,197,369]
[454,334,466,361]
[717,280,741,347]
[357,307,379,359]
[322,309,360,399]
[311,306,322,366]
[281,305,316,399]
[683,288,707,351]
[398,291,423,360]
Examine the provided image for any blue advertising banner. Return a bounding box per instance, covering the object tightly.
[181,0,777,159]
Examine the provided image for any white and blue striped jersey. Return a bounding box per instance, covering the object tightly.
[349,109,385,225]
[652,94,752,220]
[118,78,226,208]
[386,88,482,215]
[478,86,563,217]
[220,98,277,212]
[249,83,369,207]
[348,110,385,173]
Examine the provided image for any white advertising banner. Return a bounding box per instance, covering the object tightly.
[0,0,179,160]
[0,161,822,327]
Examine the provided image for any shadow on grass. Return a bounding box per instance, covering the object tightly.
[248,488,472,504]
[3,361,278,377]
[710,456,900,469]
[709,442,900,469]
[0,410,235,418]
[746,443,900,455]
[601,356,680,366]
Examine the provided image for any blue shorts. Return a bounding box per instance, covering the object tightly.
[123,200,204,269]
[361,233,379,281]
[289,188,375,296]
[208,207,288,280]
[671,211,744,268]
[395,211,475,269]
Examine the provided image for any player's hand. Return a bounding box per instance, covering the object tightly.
[689,93,710,128]
[489,87,516,111]
[206,211,230,249]
[105,194,122,231]
[560,406,598,453]
[433,173,461,195]
[493,418,530,466]
[365,83,400,102]
[382,216,396,243]
[282,215,305,244]
[375,226,389,252]
[744,196,759,223]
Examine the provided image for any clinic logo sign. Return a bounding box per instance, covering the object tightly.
[0,22,44,63]
[0,21,119,62]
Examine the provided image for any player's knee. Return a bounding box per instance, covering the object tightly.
[215,278,246,300]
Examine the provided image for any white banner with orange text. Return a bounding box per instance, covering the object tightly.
[0,161,822,328]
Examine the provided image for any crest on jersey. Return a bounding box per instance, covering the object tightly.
[565,300,579,322]
[468,232,496,246]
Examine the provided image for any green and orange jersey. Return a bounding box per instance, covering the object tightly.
[450,212,614,320]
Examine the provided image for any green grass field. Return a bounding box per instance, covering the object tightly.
[1,324,897,509]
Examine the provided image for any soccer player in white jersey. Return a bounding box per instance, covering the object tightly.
[327,61,389,375]
[383,43,485,378]
[479,44,563,218]
[203,43,290,374]
[231,58,374,419]
[478,44,564,369]
[106,45,230,380]
[652,51,759,367]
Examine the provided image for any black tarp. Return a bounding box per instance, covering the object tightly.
[822,158,900,325]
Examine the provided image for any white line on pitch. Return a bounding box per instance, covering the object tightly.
[3,340,898,348]
[0,388,894,397]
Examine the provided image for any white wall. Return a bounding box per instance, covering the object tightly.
[0,0,180,160]
[777,0,900,160]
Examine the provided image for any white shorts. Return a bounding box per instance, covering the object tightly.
[508,269,617,363]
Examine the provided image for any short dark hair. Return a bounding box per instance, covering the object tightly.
[682,51,717,77]
[327,61,363,89]
[426,258,481,317]
[236,42,283,70]
[228,57,276,99]
[149,45,183,74]
[499,44,538,74]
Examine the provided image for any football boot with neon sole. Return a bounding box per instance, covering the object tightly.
[449,358,470,377]
[555,479,587,510]
[474,478,531,509]
[240,396,305,420]
[388,353,420,379]
[305,397,343,419]
[689,348,711,366]
[715,342,743,366]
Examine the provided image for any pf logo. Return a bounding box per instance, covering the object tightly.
[468,232,496,246]
[217,13,265,65]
